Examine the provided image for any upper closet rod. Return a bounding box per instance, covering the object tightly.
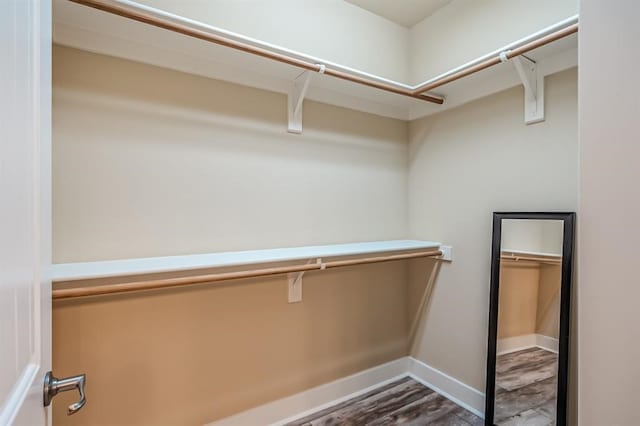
[68,0,445,104]
[413,16,579,94]
[67,1,577,106]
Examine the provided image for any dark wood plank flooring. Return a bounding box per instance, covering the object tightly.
[285,376,483,426]
[494,347,558,425]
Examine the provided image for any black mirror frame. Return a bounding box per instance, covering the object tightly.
[484,212,575,426]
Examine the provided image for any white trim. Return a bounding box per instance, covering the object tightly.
[407,357,485,418]
[0,363,40,426]
[52,240,441,281]
[497,334,538,355]
[209,357,487,425]
[535,334,559,353]
[207,358,409,426]
[498,334,559,355]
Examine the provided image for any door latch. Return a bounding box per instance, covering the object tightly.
[43,371,86,415]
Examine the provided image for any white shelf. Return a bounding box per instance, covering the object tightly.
[502,249,562,258]
[52,0,578,121]
[52,240,442,282]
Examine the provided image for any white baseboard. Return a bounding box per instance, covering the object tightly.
[407,357,485,418]
[498,333,559,355]
[497,334,538,355]
[209,356,486,425]
[208,357,409,426]
[535,334,559,353]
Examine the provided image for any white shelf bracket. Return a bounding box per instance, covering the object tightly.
[439,245,453,262]
[510,55,545,124]
[287,70,314,134]
[288,258,322,303]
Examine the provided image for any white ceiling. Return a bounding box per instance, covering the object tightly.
[344,0,453,28]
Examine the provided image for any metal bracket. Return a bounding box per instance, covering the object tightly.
[511,56,545,124]
[288,258,322,303]
[287,71,313,134]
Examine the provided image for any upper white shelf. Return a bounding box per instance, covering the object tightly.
[52,240,442,281]
[52,0,578,120]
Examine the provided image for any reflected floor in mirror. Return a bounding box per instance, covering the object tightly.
[285,376,482,426]
[495,347,558,425]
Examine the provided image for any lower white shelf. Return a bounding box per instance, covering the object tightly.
[52,240,442,282]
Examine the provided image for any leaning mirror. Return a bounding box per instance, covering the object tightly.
[485,212,575,426]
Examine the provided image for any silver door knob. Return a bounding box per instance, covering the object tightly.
[43,371,86,415]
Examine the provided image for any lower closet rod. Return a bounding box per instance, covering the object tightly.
[52,249,443,300]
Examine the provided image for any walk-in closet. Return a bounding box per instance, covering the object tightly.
[2,0,638,425]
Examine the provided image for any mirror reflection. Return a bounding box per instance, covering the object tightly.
[494,219,563,425]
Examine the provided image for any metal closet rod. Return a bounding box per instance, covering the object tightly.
[411,22,579,94]
[67,0,577,105]
[68,0,444,103]
[52,249,443,300]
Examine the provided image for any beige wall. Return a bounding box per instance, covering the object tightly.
[135,0,409,82]
[495,262,561,340]
[53,263,409,425]
[536,264,561,339]
[579,0,640,424]
[53,46,408,263]
[52,46,411,424]
[52,47,580,425]
[497,264,540,339]
[498,219,564,341]
[409,0,578,83]
[407,68,578,393]
[502,219,564,255]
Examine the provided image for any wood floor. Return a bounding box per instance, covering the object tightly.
[494,347,558,425]
[285,376,483,426]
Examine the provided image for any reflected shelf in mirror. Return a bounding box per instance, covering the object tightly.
[501,249,562,265]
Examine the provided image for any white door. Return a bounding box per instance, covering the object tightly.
[0,0,52,424]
